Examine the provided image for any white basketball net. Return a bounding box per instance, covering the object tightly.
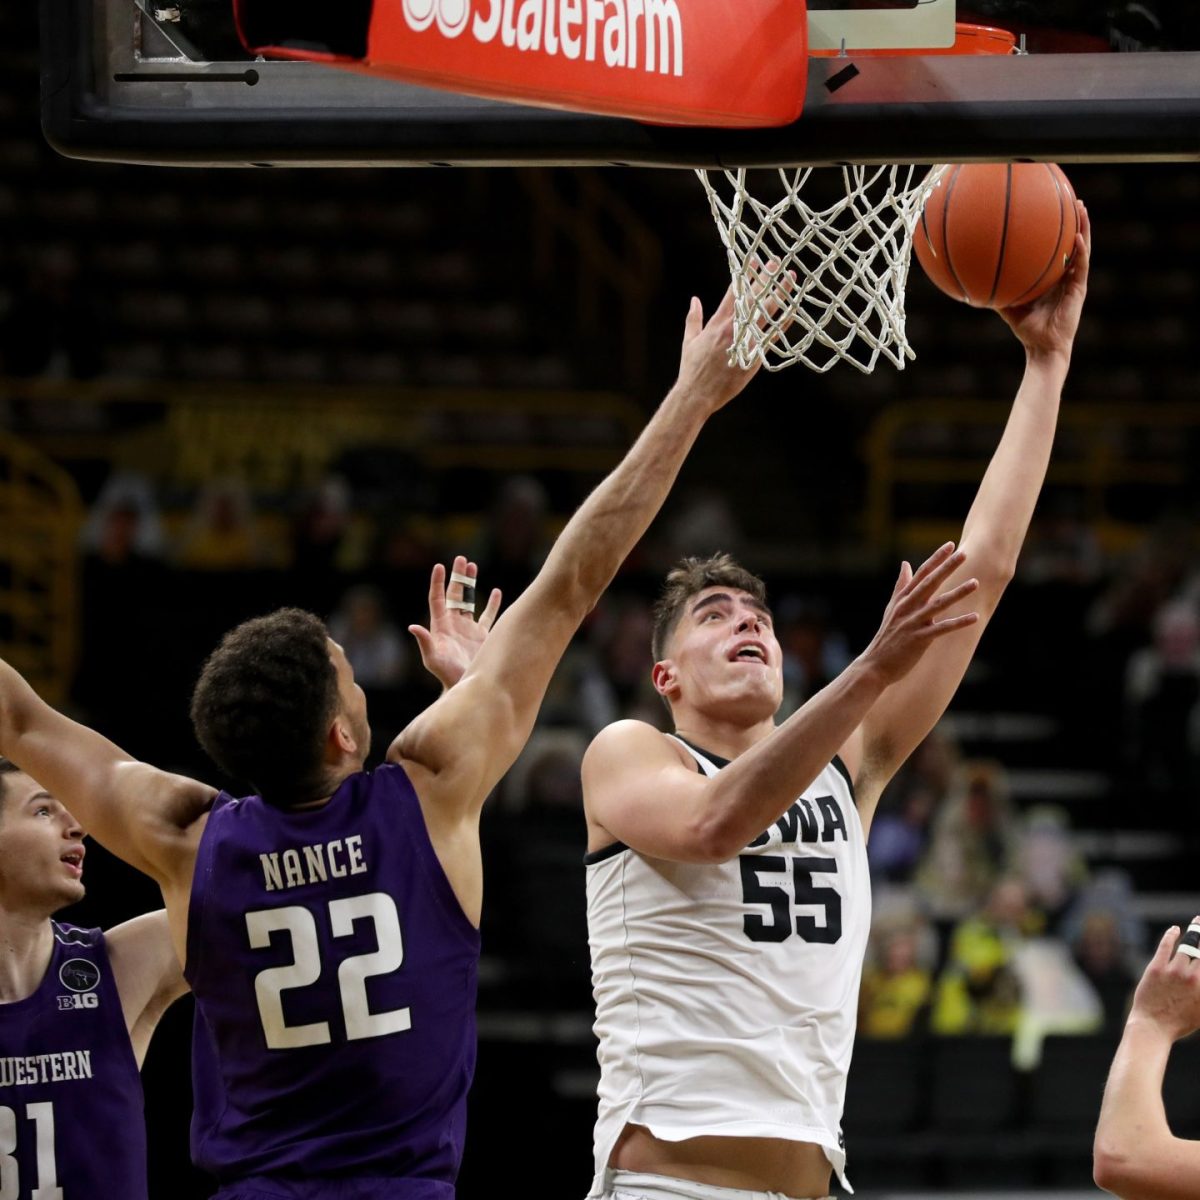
[697,164,948,374]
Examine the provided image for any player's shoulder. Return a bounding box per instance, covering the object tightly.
[584,720,690,774]
[366,760,411,783]
[588,719,669,755]
[51,919,103,949]
[358,761,420,804]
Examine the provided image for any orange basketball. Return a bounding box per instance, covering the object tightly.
[914,163,1079,309]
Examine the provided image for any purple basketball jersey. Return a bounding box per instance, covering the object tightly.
[0,922,147,1199]
[187,764,480,1196]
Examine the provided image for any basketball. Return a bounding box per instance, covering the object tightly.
[914,163,1080,309]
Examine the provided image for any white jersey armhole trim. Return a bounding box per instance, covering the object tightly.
[664,734,721,779]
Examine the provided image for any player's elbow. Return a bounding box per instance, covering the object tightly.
[958,533,1018,593]
[686,812,749,864]
[983,557,1018,592]
[960,551,1017,599]
[542,558,605,626]
[0,671,30,744]
[1093,1137,1150,1197]
[1092,1145,1126,1195]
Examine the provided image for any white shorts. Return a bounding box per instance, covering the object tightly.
[603,1169,833,1200]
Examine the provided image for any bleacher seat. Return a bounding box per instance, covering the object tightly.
[928,1036,1021,1133]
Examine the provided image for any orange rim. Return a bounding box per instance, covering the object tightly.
[812,21,1018,58]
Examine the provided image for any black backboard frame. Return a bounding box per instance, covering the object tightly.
[41,0,1200,168]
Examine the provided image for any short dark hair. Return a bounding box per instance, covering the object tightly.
[651,553,769,663]
[0,757,25,819]
[190,608,339,805]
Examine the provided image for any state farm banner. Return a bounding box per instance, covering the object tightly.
[235,0,808,128]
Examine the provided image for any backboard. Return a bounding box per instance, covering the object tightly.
[806,0,954,53]
[41,0,1200,167]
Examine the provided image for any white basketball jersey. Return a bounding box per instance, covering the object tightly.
[586,736,870,1197]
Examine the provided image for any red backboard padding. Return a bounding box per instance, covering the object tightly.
[236,0,808,129]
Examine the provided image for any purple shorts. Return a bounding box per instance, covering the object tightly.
[214,1179,456,1200]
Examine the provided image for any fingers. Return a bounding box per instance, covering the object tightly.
[926,576,980,613]
[908,541,957,583]
[477,587,502,632]
[921,611,980,638]
[885,543,978,639]
[1157,923,1184,966]
[1075,201,1094,288]
[1065,199,1090,286]
[900,543,966,608]
[1174,918,1200,966]
[427,562,446,621]
[447,554,473,586]
[745,257,797,326]
[682,295,704,346]
[445,554,478,616]
[407,624,434,662]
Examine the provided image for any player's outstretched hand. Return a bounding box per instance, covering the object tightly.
[408,554,502,691]
[858,542,980,687]
[1127,921,1200,1043]
[675,260,796,415]
[998,199,1091,362]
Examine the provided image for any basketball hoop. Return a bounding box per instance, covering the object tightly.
[699,164,948,374]
[698,23,1018,374]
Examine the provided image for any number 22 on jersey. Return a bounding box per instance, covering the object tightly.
[246,891,410,1049]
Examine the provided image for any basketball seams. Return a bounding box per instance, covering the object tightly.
[938,165,970,305]
[915,161,1077,311]
[985,163,1014,308]
[1007,163,1073,308]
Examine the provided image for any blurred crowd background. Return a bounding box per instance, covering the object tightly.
[3,2,1200,1196]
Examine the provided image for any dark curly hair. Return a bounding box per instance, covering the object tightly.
[651,552,769,663]
[190,608,340,805]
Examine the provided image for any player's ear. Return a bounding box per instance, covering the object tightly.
[652,660,678,699]
[329,715,359,757]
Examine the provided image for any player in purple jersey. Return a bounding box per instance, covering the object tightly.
[0,282,776,1199]
[0,757,188,1200]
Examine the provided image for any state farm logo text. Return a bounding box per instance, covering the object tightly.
[399,0,684,77]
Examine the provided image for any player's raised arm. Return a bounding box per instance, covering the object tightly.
[845,201,1092,818]
[389,285,764,811]
[105,910,188,1066]
[585,544,979,862]
[0,658,216,882]
[1093,923,1200,1199]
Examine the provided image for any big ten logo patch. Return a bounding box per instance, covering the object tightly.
[57,957,101,1010]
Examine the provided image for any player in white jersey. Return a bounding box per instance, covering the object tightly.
[583,203,1092,1200]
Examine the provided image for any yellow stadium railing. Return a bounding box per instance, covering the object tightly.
[2,380,645,496]
[866,401,1199,557]
[0,428,84,705]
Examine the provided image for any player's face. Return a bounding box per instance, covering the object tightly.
[328,640,372,764]
[659,587,784,720]
[0,774,86,913]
